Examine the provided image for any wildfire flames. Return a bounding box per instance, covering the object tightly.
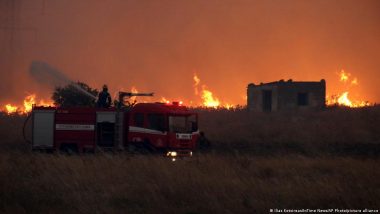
[130,86,139,103]
[2,69,373,114]
[160,97,170,104]
[200,87,220,107]
[2,94,54,115]
[326,70,371,108]
[5,104,18,114]
[135,74,234,109]
[192,74,234,108]
[193,74,221,108]
[193,75,200,95]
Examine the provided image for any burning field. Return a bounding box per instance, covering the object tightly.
[326,70,372,108]
[0,62,378,213]
[0,68,374,115]
[1,0,379,212]
[3,94,54,115]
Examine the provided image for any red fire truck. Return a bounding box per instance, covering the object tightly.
[31,97,199,157]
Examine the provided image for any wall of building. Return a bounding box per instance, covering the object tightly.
[247,80,325,112]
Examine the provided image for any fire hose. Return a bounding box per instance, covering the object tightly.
[23,113,32,144]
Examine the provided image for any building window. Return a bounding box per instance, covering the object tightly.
[134,113,144,127]
[297,93,309,106]
[262,90,272,112]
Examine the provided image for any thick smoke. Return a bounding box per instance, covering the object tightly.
[0,0,379,105]
[29,61,97,99]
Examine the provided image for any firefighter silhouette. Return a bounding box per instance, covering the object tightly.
[97,84,112,108]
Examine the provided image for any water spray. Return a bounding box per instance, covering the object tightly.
[30,61,97,100]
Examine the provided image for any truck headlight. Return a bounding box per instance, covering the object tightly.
[166,151,177,157]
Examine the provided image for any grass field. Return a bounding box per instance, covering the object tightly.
[0,107,379,213]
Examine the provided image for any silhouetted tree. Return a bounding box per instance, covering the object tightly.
[52,82,98,107]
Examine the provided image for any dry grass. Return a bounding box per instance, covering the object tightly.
[197,106,380,156]
[0,107,379,213]
[1,153,379,214]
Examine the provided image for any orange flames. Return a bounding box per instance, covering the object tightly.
[130,86,139,103]
[2,94,54,114]
[148,73,235,108]
[23,94,36,113]
[339,70,350,82]
[160,97,170,104]
[326,69,371,108]
[155,74,235,108]
[5,104,18,114]
[193,74,200,95]
[6,69,371,113]
[200,87,220,108]
[193,74,233,109]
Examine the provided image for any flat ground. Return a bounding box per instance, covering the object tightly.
[0,107,379,213]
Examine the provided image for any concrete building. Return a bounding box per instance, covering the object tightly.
[247,79,326,112]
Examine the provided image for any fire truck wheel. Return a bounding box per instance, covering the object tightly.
[60,144,78,155]
[127,144,137,153]
[143,139,154,153]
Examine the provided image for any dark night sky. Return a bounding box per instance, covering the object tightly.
[1,0,379,106]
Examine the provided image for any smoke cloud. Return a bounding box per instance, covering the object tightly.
[0,0,379,105]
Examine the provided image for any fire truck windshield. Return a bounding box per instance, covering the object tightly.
[169,115,197,133]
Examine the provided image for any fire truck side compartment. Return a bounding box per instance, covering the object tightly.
[96,112,116,147]
[96,112,116,123]
[32,110,55,148]
[54,108,96,151]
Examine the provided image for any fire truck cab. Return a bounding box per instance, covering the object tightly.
[31,102,199,157]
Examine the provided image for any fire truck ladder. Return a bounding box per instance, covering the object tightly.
[114,91,154,151]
